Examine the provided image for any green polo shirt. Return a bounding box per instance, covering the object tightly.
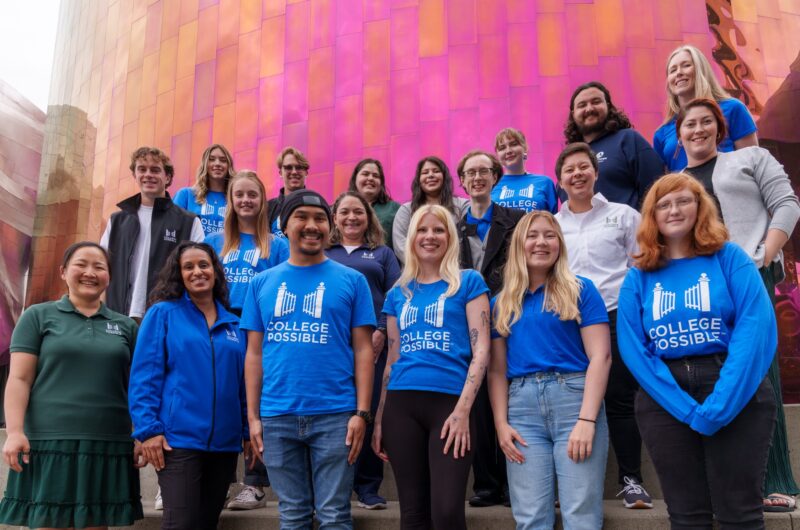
[10,296,138,441]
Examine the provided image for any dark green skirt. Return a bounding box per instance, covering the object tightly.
[0,439,143,528]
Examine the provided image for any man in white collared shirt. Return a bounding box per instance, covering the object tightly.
[554,143,652,511]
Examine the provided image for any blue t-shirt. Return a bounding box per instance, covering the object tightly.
[617,242,776,435]
[207,232,290,310]
[382,269,489,395]
[490,173,558,213]
[240,259,376,417]
[173,187,227,236]
[491,276,608,377]
[653,98,757,172]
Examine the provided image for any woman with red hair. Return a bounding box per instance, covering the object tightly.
[617,173,778,527]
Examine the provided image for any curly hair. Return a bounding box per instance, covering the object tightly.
[148,242,230,309]
[563,82,633,144]
[129,146,174,185]
[330,191,385,249]
[635,173,727,271]
[410,156,459,215]
[347,158,392,205]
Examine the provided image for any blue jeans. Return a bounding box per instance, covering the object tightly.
[506,372,609,530]
[262,412,355,529]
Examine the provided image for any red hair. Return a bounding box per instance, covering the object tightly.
[635,173,728,271]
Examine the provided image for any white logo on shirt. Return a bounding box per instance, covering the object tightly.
[596,151,608,163]
[652,274,711,321]
[224,248,260,267]
[398,294,446,329]
[499,186,514,200]
[361,251,375,260]
[518,184,535,199]
[105,322,122,335]
[604,215,619,228]
[218,206,227,217]
[273,282,326,319]
[201,202,215,216]
[164,229,177,243]
[225,329,240,343]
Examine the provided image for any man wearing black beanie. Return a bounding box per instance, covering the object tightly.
[240,189,376,529]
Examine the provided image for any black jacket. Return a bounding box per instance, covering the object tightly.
[458,202,525,295]
[267,187,293,232]
[105,193,198,315]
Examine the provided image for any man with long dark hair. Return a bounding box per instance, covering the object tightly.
[563,82,664,209]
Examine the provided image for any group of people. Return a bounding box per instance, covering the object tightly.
[1,43,798,530]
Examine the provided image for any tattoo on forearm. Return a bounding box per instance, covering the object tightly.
[388,338,395,349]
[469,328,478,346]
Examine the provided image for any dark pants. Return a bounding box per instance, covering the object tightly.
[382,390,475,530]
[243,453,270,487]
[157,448,239,530]
[470,382,508,496]
[605,310,643,484]
[353,347,387,499]
[636,355,777,529]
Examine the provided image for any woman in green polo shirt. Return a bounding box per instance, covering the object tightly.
[0,242,143,529]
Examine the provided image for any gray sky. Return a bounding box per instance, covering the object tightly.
[0,1,61,111]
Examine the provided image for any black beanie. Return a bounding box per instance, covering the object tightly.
[279,189,332,232]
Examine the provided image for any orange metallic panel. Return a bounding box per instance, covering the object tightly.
[419,0,447,57]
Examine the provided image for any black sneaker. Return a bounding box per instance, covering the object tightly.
[469,490,504,507]
[616,476,653,509]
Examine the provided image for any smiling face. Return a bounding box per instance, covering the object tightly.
[280,153,308,193]
[495,134,526,171]
[654,188,698,243]
[419,161,444,197]
[231,178,263,221]
[559,152,597,204]
[285,205,330,256]
[354,163,382,203]
[133,154,169,200]
[61,246,110,302]
[206,147,230,185]
[679,105,719,164]
[572,87,609,137]
[667,50,696,99]
[413,212,448,264]
[180,247,216,299]
[333,195,368,244]
[461,154,497,201]
[523,216,561,274]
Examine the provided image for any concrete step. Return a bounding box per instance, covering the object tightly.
[104,501,800,530]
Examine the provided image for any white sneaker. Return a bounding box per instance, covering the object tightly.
[154,488,163,511]
[227,485,267,510]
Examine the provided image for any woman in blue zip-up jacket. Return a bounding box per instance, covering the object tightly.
[129,241,249,530]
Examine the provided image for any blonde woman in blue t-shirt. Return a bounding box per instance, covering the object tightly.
[373,204,491,530]
[489,211,611,529]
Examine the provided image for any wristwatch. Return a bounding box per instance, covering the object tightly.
[353,409,374,424]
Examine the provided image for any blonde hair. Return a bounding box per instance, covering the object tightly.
[664,45,730,122]
[221,171,272,260]
[397,205,461,299]
[493,211,582,336]
[192,144,236,204]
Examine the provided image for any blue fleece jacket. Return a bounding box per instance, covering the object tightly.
[129,293,247,452]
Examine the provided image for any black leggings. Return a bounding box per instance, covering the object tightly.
[382,390,475,530]
[157,448,238,530]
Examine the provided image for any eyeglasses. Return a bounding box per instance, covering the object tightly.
[463,167,493,179]
[655,197,696,211]
[282,164,308,173]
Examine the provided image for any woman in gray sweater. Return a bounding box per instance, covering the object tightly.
[677,97,800,512]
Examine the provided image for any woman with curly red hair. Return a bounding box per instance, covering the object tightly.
[617,173,778,527]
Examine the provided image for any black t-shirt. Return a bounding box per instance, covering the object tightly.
[685,156,723,220]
